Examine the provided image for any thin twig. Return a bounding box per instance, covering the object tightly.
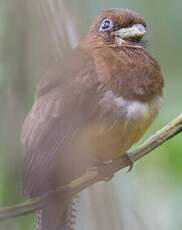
[0,113,181,221]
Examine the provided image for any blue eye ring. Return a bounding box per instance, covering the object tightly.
[99,19,114,32]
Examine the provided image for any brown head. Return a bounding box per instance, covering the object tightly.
[83,8,146,48]
[81,8,163,102]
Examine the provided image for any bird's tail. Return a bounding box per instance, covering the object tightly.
[37,197,77,230]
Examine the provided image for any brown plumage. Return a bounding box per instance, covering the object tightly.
[21,8,164,230]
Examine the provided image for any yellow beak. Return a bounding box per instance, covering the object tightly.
[115,24,146,40]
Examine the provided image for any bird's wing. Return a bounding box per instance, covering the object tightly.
[21,48,101,196]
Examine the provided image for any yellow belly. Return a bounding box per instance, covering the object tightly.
[68,95,162,162]
[73,116,153,162]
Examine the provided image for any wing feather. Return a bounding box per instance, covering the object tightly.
[21,49,100,196]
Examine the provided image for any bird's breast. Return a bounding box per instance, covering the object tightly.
[72,90,162,162]
[101,90,162,121]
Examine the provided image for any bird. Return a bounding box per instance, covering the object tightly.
[21,8,164,230]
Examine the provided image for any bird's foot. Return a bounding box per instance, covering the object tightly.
[123,154,134,173]
[89,160,114,181]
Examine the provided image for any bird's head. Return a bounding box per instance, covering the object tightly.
[84,8,147,48]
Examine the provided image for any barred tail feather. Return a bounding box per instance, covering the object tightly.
[37,197,77,230]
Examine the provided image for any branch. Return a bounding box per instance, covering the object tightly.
[0,113,182,221]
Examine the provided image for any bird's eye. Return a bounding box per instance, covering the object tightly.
[99,19,114,32]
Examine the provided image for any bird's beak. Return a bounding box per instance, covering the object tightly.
[114,24,146,40]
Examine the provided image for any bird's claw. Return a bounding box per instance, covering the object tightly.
[100,162,114,181]
[124,154,134,173]
[89,160,114,181]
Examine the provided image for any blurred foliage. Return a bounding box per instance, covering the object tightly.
[0,0,181,229]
